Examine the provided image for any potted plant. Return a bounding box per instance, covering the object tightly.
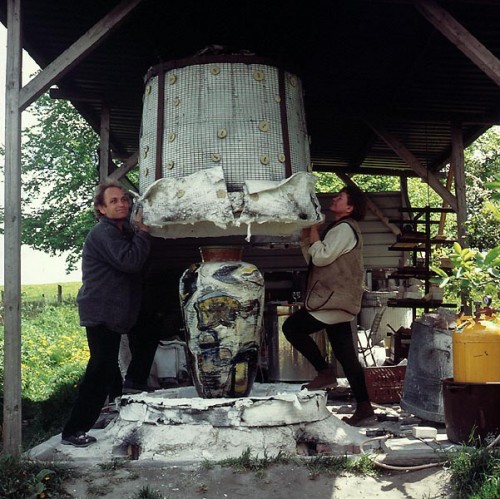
[430,243,500,315]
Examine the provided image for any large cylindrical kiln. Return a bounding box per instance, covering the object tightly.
[137,52,321,238]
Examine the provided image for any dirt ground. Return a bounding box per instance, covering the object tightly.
[60,459,451,498]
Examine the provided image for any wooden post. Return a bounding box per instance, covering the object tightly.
[451,122,467,246]
[3,0,23,457]
[57,285,62,304]
[100,105,110,181]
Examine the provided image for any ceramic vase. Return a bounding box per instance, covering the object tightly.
[179,246,264,398]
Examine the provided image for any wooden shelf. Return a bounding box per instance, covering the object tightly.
[387,207,458,316]
[388,298,456,308]
[389,232,455,251]
[389,241,426,251]
[390,267,435,278]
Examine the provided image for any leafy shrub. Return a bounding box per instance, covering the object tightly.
[20,304,87,401]
[448,444,500,498]
[0,283,87,450]
[0,454,73,498]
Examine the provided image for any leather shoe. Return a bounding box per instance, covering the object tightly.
[302,367,338,390]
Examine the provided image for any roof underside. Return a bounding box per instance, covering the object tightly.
[2,0,500,178]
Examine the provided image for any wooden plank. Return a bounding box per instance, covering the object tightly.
[18,0,143,111]
[3,0,23,458]
[416,0,500,88]
[438,162,455,236]
[108,151,139,181]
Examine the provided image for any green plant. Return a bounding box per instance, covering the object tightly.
[209,447,378,482]
[132,486,166,499]
[447,444,500,498]
[345,453,378,475]
[484,173,500,203]
[431,243,500,313]
[0,283,87,452]
[0,455,73,498]
[305,454,350,479]
[98,458,127,471]
[216,447,293,472]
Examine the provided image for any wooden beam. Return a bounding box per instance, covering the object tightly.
[311,162,422,178]
[99,106,110,182]
[108,151,139,181]
[438,163,454,237]
[451,122,468,246]
[3,0,23,458]
[18,0,143,111]
[336,172,402,236]
[366,121,458,211]
[416,0,500,88]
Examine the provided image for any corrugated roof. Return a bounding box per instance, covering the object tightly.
[1,0,500,177]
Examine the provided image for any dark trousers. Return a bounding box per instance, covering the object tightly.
[62,325,121,438]
[282,308,370,403]
[125,319,160,385]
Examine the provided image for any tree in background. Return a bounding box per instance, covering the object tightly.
[463,128,500,250]
[1,94,99,271]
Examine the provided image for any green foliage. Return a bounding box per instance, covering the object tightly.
[98,458,127,471]
[484,173,500,203]
[0,455,73,499]
[216,447,293,472]
[463,128,500,249]
[0,283,87,449]
[305,454,350,479]
[19,304,87,401]
[313,172,345,192]
[430,243,500,310]
[19,95,102,271]
[0,95,99,271]
[466,201,500,250]
[448,444,500,498]
[313,172,399,194]
[211,447,377,481]
[345,453,378,475]
[132,486,166,499]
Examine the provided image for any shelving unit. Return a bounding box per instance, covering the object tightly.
[387,207,457,313]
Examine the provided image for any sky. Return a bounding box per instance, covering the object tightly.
[0,24,81,284]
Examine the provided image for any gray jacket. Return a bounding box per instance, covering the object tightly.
[77,216,151,334]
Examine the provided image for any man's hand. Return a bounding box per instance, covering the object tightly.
[132,207,150,233]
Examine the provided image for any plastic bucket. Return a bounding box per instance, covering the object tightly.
[443,378,500,444]
[400,319,453,422]
[453,317,500,382]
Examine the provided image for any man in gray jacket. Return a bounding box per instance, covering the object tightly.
[61,181,151,447]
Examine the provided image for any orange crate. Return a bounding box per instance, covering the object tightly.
[364,366,406,404]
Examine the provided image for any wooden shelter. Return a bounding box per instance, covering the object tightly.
[2,0,500,455]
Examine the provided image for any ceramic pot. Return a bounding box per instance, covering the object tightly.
[179,246,264,398]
